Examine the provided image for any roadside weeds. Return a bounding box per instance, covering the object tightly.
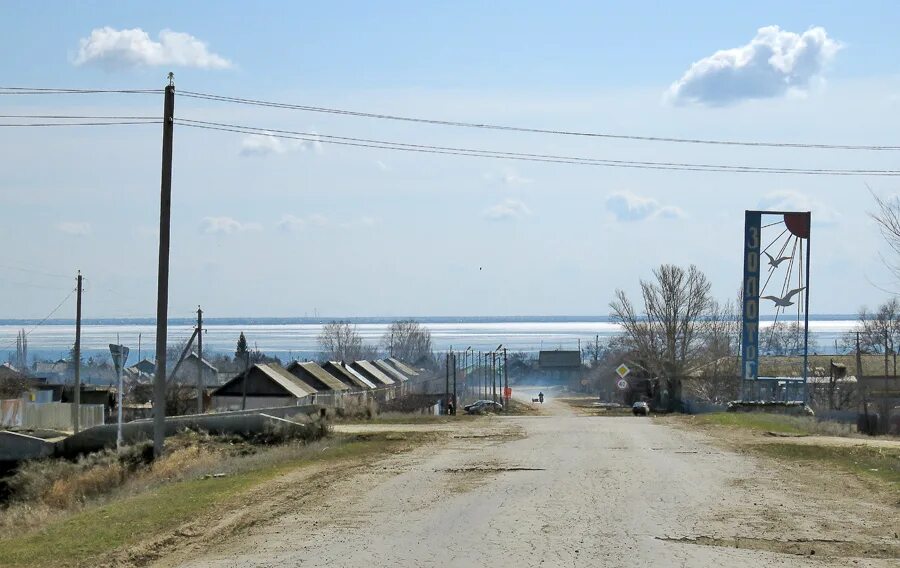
[0,428,436,568]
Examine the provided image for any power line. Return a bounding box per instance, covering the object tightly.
[0,287,77,349]
[176,118,900,176]
[0,87,157,95]
[0,121,161,127]
[0,114,158,119]
[180,90,900,152]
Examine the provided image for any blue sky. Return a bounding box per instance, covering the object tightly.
[1,1,899,318]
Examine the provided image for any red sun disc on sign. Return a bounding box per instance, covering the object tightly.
[784,212,810,239]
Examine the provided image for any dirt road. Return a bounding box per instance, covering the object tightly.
[164,390,898,567]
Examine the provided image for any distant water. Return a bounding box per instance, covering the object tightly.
[0,315,857,362]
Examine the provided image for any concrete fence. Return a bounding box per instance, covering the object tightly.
[0,400,105,431]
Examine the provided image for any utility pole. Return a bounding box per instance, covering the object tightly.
[153,74,176,458]
[491,351,497,403]
[503,347,508,410]
[452,352,457,415]
[445,351,450,414]
[241,351,249,411]
[196,306,203,414]
[72,270,83,433]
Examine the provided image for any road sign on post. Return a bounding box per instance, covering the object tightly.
[616,378,628,390]
[615,364,630,379]
[109,343,130,452]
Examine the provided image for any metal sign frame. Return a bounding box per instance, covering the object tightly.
[741,210,811,400]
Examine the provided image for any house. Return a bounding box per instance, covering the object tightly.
[537,350,583,384]
[386,358,419,377]
[373,360,410,383]
[33,359,69,382]
[211,363,318,411]
[129,359,156,376]
[350,360,395,386]
[321,361,377,390]
[286,361,350,392]
[172,353,219,387]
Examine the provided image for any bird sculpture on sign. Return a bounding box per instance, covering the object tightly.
[762,287,805,307]
[764,251,792,268]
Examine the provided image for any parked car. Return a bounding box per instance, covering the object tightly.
[632,401,650,416]
[464,400,503,414]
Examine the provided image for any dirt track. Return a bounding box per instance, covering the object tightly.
[159,389,898,567]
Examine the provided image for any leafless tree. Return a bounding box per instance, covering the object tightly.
[383,320,433,367]
[762,321,818,356]
[870,190,900,281]
[318,321,370,362]
[610,264,714,410]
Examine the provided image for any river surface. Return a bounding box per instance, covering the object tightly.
[0,316,857,362]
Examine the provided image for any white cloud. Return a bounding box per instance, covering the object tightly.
[200,216,262,234]
[758,190,838,224]
[605,191,685,222]
[57,221,91,236]
[483,199,532,221]
[667,26,841,106]
[240,133,289,157]
[74,27,233,70]
[239,132,323,157]
[276,214,331,232]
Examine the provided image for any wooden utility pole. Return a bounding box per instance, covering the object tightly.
[444,351,450,414]
[503,347,508,410]
[452,352,457,415]
[153,75,176,458]
[491,351,497,403]
[196,306,203,414]
[72,271,83,433]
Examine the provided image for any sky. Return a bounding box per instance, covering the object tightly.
[1,0,899,319]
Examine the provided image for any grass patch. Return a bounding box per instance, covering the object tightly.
[686,412,862,436]
[0,433,410,568]
[754,442,900,489]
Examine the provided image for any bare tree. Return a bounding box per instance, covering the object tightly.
[610,264,714,411]
[762,321,818,356]
[870,190,900,281]
[383,320,433,367]
[318,321,369,361]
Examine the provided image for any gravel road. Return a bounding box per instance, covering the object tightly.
[170,390,898,567]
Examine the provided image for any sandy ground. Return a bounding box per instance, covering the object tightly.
[154,388,898,568]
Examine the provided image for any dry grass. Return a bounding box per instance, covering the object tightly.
[0,433,426,568]
[0,417,330,534]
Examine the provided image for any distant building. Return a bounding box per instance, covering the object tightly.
[350,360,395,386]
[321,361,377,390]
[211,363,317,411]
[373,360,410,383]
[285,361,350,392]
[172,353,219,386]
[537,350,583,384]
[128,359,157,377]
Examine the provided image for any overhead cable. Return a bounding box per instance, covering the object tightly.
[175,118,900,176]
[179,90,900,152]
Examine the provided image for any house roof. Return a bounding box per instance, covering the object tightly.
[373,360,410,383]
[0,365,28,381]
[386,358,419,376]
[322,361,376,389]
[538,350,582,368]
[129,359,156,373]
[288,361,350,392]
[351,360,395,385]
[213,363,317,399]
[184,353,218,372]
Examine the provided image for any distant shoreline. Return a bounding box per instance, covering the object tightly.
[0,314,859,326]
